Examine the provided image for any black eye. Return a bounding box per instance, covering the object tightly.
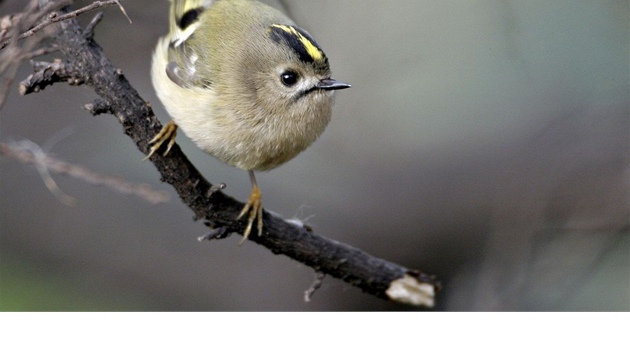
[280,71,299,87]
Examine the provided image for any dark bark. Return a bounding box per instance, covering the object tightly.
[18,7,440,307]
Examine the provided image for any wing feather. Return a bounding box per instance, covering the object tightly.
[165,0,215,88]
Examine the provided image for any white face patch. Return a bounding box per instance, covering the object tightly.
[275,66,317,93]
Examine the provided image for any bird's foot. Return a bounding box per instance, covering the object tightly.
[237,183,263,244]
[144,120,178,160]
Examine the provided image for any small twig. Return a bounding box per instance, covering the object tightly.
[304,272,326,302]
[84,98,114,115]
[23,45,59,59]
[18,59,79,95]
[0,0,71,50]
[0,0,130,50]
[197,225,229,242]
[207,182,227,197]
[0,1,45,110]
[0,140,170,205]
[83,12,103,40]
[111,0,132,23]
[12,139,76,205]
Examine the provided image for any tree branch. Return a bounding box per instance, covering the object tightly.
[18,3,441,307]
[0,0,129,50]
[0,140,170,205]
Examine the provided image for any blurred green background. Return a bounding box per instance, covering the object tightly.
[1,0,628,311]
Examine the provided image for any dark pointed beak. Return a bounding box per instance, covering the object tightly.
[317,78,351,91]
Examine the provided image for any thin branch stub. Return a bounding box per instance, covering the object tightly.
[19,59,80,95]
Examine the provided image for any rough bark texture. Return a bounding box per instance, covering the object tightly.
[19,8,440,306]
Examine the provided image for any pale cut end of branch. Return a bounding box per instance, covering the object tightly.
[386,274,436,308]
[304,272,326,302]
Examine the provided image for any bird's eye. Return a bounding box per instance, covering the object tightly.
[280,71,299,87]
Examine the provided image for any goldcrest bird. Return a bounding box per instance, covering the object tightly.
[147,0,350,241]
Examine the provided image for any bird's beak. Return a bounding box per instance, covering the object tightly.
[317,78,351,91]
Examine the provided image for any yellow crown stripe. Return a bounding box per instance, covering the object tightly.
[270,24,324,63]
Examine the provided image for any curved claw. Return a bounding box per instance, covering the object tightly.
[237,171,264,244]
[144,120,178,160]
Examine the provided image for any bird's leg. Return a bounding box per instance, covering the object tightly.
[144,120,178,160]
[237,170,264,243]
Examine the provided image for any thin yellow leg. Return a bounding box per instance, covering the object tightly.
[144,120,178,160]
[237,170,264,243]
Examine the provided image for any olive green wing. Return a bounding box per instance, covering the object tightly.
[166,0,216,88]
